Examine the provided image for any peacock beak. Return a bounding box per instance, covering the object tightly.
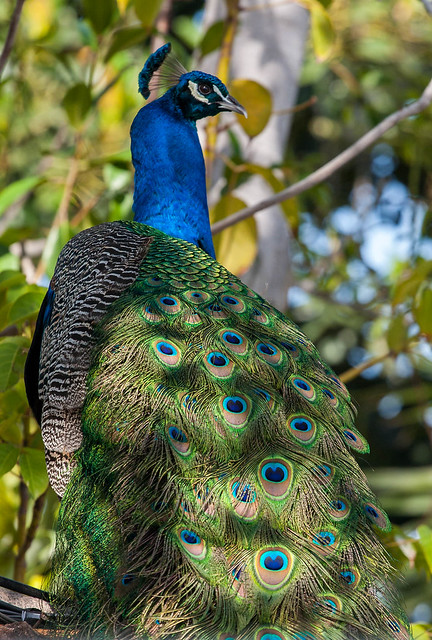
[217,94,248,118]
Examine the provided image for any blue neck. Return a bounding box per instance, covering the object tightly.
[130,92,215,258]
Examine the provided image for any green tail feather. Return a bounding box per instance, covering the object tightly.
[50,222,411,640]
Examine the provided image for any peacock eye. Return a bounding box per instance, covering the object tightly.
[198,82,212,96]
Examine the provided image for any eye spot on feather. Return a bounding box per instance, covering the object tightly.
[254,548,293,590]
[311,530,338,555]
[220,330,247,354]
[182,290,212,304]
[184,312,202,326]
[259,459,292,499]
[230,480,258,520]
[141,305,162,323]
[256,342,282,366]
[253,388,275,410]
[363,502,391,531]
[340,568,360,587]
[167,425,190,456]
[205,303,228,319]
[251,307,270,324]
[290,376,316,401]
[121,574,135,586]
[156,295,181,314]
[291,633,317,640]
[154,340,181,367]
[145,276,163,287]
[287,415,317,445]
[220,295,246,313]
[205,351,234,378]
[219,634,237,640]
[313,463,335,484]
[322,388,339,407]
[384,617,410,639]
[227,281,242,292]
[342,428,370,454]
[316,594,342,616]
[178,528,206,559]
[281,341,300,359]
[329,497,350,520]
[220,395,251,428]
[329,375,349,397]
[255,630,288,640]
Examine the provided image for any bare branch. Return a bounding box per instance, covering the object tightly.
[212,78,432,235]
[0,0,26,80]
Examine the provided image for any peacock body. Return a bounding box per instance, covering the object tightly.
[25,44,411,640]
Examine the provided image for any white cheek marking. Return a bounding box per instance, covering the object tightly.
[188,80,210,104]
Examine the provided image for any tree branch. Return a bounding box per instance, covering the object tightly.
[0,0,26,80]
[211,77,432,235]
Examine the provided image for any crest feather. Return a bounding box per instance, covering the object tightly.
[138,43,187,100]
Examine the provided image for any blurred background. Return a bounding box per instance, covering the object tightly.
[0,0,431,636]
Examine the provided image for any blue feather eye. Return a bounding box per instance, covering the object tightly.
[256,630,288,640]
[254,547,293,590]
[220,330,247,354]
[141,304,162,324]
[287,415,317,445]
[314,463,334,482]
[256,343,282,366]
[322,388,338,407]
[121,574,135,586]
[329,497,350,520]
[154,340,181,367]
[167,425,190,456]
[205,351,233,378]
[363,501,391,531]
[182,290,211,304]
[342,428,369,453]
[230,480,258,519]
[290,376,316,401]
[220,395,251,428]
[206,303,228,319]
[156,295,181,313]
[311,530,338,555]
[281,341,300,358]
[340,568,360,586]
[178,528,206,558]
[259,459,292,500]
[251,307,270,325]
[220,295,245,313]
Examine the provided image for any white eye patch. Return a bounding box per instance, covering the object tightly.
[188,81,210,103]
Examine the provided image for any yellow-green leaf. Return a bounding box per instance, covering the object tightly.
[414,287,432,336]
[229,79,272,138]
[212,195,256,274]
[8,291,46,326]
[200,21,225,57]
[0,337,29,392]
[0,444,19,477]
[418,525,432,575]
[387,314,407,353]
[62,83,92,128]
[133,0,164,28]
[412,623,432,639]
[302,0,335,61]
[19,448,49,498]
[0,177,41,217]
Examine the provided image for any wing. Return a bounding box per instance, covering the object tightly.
[25,221,152,496]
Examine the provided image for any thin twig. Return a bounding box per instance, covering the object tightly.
[211,77,432,235]
[0,0,26,80]
[339,352,390,384]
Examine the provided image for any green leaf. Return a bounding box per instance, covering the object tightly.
[412,623,432,639]
[386,314,407,353]
[212,195,256,274]
[229,79,272,138]
[62,83,92,128]
[302,0,335,61]
[105,26,148,61]
[8,291,46,326]
[133,0,164,28]
[0,444,19,477]
[0,270,26,293]
[200,21,225,57]
[392,261,432,305]
[83,0,117,34]
[0,177,41,217]
[413,287,432,336]
[0,337,29,392]
[19,448,49,498]
[418,525,432,575]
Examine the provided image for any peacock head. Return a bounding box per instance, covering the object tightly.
[138,43,247,122]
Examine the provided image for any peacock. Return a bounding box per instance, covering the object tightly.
[25,43,411,640]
